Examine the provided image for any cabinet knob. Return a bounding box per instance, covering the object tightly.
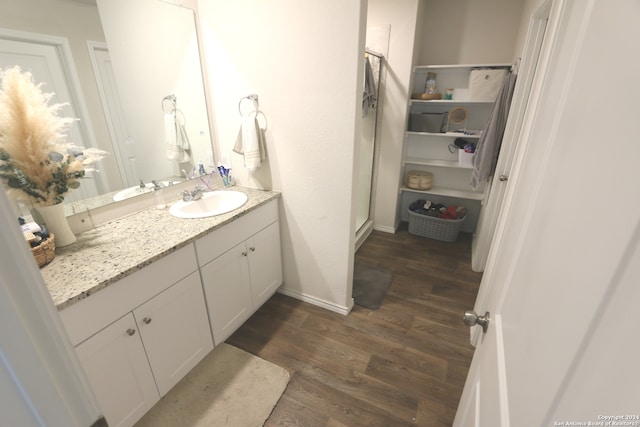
[126,328,136,336]
[242,251,248,257]
[249,247,256,252]
[143,317,152,325]
[499,174,509,182]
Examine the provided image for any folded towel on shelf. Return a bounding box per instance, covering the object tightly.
[233,112,265,171]
[166,112,191,162]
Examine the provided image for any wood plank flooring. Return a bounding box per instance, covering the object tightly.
[227,223,483,426]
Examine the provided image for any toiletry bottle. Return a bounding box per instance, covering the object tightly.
[154,188,166,209]
[425,72,437,94]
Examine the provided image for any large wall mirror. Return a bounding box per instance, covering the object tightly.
[0,0,213,215]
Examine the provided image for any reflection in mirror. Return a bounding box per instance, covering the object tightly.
[0,0,213,216]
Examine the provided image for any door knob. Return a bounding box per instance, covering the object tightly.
[499,174,508,182]
[463,310,490,333]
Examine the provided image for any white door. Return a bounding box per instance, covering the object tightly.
[133,271,213,396]
[75,313,160,427]
[470,1,550,272]
[200,241,253,345]
[87,42,139,188]
[0,30,105,202]
[247,221,283,308]
[455,0,640,425]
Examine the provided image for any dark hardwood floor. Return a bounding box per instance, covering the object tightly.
[227,223,483,426]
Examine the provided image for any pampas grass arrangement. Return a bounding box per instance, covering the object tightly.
[0,66,106,207]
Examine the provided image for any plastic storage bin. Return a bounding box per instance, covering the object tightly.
[408,112,448,133]
[408,209,465,242]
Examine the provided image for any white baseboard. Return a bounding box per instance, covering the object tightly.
[355,220,373,251]
[277,287,353,316]
[373,224,396,234]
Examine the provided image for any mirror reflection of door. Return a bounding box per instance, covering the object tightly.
[0,30,107,204]
[87,41,139,188]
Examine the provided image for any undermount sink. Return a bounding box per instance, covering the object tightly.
[169,190,249,219]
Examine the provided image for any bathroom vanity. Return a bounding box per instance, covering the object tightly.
[41,187,281,427]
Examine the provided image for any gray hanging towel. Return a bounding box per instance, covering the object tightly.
[362,56,377,116]
[470,72,517,190]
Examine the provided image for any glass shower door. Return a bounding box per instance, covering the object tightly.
[355,52,382,234]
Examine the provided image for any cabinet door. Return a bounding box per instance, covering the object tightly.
[247,221,283,308]
[200,242,253,344]
[75,314,159,427]
[133,271,213,396]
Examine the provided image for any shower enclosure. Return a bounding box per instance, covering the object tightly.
[355,48,383,248]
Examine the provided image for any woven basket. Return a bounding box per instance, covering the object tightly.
[31,233,56,268]
[408,210,465,242]
[406,170,433,190]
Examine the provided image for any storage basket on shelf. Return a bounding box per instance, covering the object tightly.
[408,203,465,242]
[406,170,433,190]
[31,233,55,268]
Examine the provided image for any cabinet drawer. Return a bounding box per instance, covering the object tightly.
[61,244,198,346]
[195,200,278,267]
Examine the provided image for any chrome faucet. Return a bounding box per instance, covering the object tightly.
[182,185,205,202]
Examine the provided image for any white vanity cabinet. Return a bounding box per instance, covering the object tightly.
[60,244,213,427]
[74,312,158,427]
[196,200,282,344]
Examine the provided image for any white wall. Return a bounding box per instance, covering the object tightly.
[417,0,525,65]
[0,0,122,191]
[367,0,421,233]
[198,0,366,313]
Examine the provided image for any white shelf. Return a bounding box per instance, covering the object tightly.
[400,186,484,201]
[410,99,495,105]
[398,62,498,225]
[403,158,472,169]
[406,131,481,138]
[414,63,512,72]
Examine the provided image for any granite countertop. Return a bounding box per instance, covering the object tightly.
[41,186,280,311]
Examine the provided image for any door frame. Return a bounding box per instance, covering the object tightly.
[0,27,108,194]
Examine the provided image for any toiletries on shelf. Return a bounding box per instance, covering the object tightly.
[217,162,232,187]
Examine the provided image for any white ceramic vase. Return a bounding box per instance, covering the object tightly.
[36,203,76,247]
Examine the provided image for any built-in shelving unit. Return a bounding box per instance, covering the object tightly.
[398,63,511,233]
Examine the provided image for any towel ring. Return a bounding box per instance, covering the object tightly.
[162,94,177,113]
[238,94,259,117]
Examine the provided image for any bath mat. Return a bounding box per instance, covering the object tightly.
[134,343,290,427]
[353,262,394,309]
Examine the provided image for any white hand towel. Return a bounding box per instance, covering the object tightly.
[166,112,191,162]
[233,112,264,171]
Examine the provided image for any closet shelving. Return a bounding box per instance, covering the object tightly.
[399,63,511,232]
